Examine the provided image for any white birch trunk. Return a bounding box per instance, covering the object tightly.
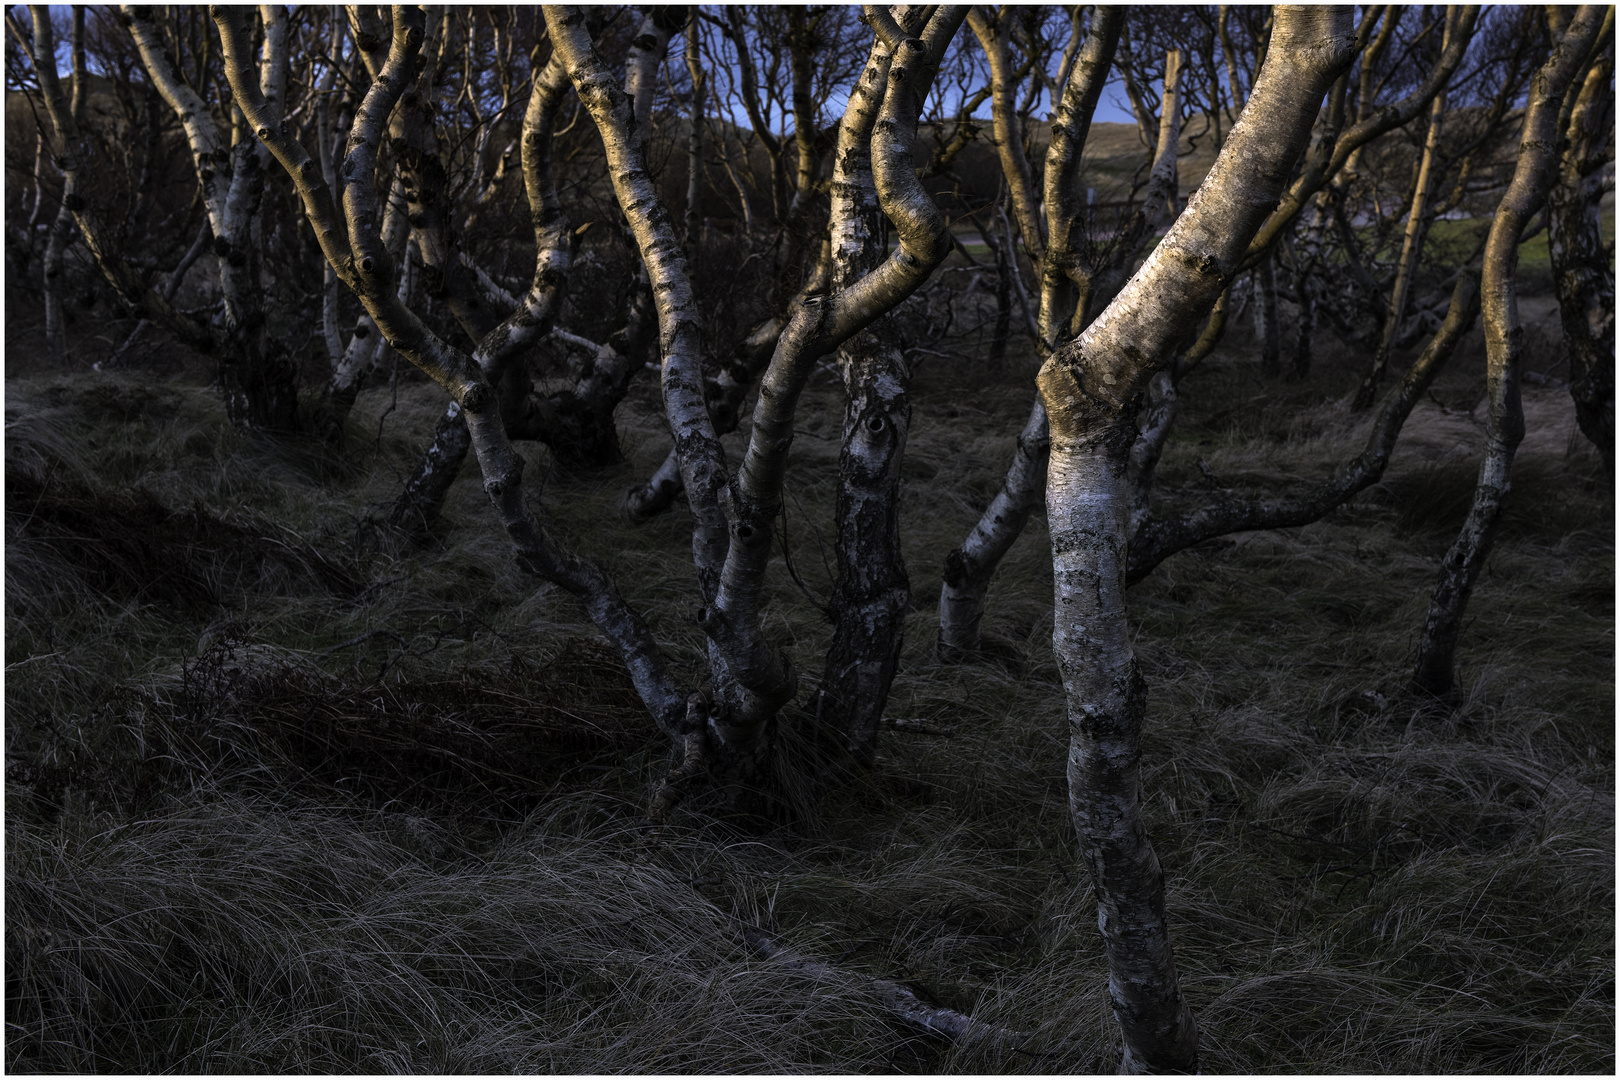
[1039,10,1356,1069]
[215,6,688,740]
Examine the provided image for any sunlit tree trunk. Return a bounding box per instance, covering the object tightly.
[1412,5,1607,699]
[1352,84,1448,410]
[1038,9,1355,1069]
[819,5,966,760]
[552,4,961,783]
[123,4,300,432]
[216,6,688,740]
[938,13,1157,660]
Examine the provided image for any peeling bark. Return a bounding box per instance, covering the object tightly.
[1412,6,1607,700]
[817,5,957,758]
[1038,10,1356,1069]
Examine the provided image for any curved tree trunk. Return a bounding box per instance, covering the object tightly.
[815,6,974,762]
[553,5,963,788]
[1411,6,1608,699]
[938,13,1163,660]
[1038,10,1356,1069]
[217,6,689,741]
[623,243,833,523]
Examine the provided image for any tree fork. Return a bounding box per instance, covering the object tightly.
[215,5,687,740]
[1039,9,1356,1070]
[1128,272,1481,584]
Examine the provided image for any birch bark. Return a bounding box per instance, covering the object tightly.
[819,4,969,760]
[214,6,687,740]
[936,10,1143,660]
[1038,9,1355,1069]
[124,4,300,432]
[1350,11,1462,411]
[1129,273,1481,583]
[1238,6,1480,272]
[40,6,84,363]
[1411,6,1607,699]
[24,7,217,369]
[1547,17,1615,475]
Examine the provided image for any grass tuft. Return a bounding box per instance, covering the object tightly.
[5,294,1611,1072]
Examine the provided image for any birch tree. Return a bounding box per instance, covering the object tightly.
[1036,8,1356,1068]
[938,10,1174,659]
[215,4,969,797]
[1547,11,1616,476]
[1411,5,1608,699]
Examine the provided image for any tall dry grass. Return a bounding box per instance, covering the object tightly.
[6,286,1612,1072]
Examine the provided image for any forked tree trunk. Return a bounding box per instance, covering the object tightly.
[217,7,689,741]
[816,7,926,758]
[1238,6,1479,269]
[25,5,224,383]
[552,5,962,786]
[623,244,833,523]
[1037,10,1355,1070]
[938,13,1163,660]
[1412,6,1607,699]
[1547,21,1615,475]
[123,4,300,432]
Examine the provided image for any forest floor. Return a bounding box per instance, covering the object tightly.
[5,272,1613,1072]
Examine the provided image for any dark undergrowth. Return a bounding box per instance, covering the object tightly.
[6,293,1612,1073]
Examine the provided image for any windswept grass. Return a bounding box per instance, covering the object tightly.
[6,291,1612,1073]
